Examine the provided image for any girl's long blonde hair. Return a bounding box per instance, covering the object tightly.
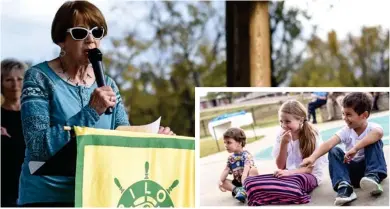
[279,100,318,158]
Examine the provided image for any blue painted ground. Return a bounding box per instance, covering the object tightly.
[255,115,389,160]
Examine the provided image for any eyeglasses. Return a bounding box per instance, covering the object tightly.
[66,26,104,40]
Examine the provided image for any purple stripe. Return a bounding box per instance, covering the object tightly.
[250,192,299,201]
[245,173,317,205]
[246,180,303,192]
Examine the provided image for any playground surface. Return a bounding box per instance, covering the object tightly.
[200,111,389,206]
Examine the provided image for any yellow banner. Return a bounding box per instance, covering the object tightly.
[74,127,195,208]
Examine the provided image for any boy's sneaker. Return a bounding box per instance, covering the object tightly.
[234,187,247,203]
[360,176,383,196]
[334,183,357,206]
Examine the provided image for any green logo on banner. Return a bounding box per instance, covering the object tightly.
[114,161,179,207]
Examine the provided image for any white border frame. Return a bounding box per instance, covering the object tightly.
[195,87,390,208]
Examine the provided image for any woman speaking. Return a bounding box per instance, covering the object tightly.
[18,1,173,207]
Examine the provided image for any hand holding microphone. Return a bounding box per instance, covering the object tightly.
[88,48,114,115]
[89,86,116,115]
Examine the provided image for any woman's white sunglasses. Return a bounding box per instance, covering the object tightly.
[66,26,104,41]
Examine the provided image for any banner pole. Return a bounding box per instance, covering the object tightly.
[64,126,72,131]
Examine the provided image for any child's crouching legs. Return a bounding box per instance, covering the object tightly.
[220,179,235,192]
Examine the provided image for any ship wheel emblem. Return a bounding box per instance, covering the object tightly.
[114,161,179,207]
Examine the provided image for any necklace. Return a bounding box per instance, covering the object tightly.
[59,58,92,86]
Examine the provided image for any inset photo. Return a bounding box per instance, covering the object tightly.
[197,88,389,206]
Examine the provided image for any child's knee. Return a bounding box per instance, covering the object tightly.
[365,139,383,151]
[249,167,259,176]
[221,179,228,184]
[328,147,344,159]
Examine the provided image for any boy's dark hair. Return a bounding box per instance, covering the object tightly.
[342,92,373,116]
[223,128,246,147]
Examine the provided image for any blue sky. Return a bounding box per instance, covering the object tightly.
[1,0,389,66]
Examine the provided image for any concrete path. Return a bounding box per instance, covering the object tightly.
[200,111,389,206]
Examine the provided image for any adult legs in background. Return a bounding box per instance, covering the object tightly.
[327,98,336,120]
[307,99,327,124]
[372,92,379,111]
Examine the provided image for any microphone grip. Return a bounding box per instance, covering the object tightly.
[106,107,113,114]
[91,61,113,115]
[93,61,106,87]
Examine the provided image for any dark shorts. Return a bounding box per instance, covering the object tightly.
[232,179,243,196]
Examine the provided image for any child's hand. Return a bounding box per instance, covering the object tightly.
[300,157,315,168]
[273,169,291,178]
[281,130,292,144]
[344,147,357,164]
[218,181,227,192]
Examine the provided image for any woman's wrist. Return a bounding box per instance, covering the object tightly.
[85,104,101,120]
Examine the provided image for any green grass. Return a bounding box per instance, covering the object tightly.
[200,100,327,138]
[200,97,312,120]
[200,102,277,121]
[200,136,264,158]
[200,114,279,138]
[200,94,309,121]
[241,116,279,130]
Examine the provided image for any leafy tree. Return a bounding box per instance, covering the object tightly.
[269,1,313,86]
[105,1,226,136]
[291,26,389,87]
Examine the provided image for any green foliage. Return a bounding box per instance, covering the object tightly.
[105,1,226,137]
[104,1,313,136]
[269,1,312,86]
[291,26,389,87]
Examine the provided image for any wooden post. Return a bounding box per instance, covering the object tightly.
[250,2,271,86]
[226,1,271,87]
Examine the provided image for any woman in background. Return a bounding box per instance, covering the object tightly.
[1,59,27,207]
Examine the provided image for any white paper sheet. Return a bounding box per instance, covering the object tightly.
[116,117,161,134]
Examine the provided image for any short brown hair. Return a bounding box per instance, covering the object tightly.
[342,92,373,116]
[1,59,27,94]
[51,1,108,44]
[223,128,247,147]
